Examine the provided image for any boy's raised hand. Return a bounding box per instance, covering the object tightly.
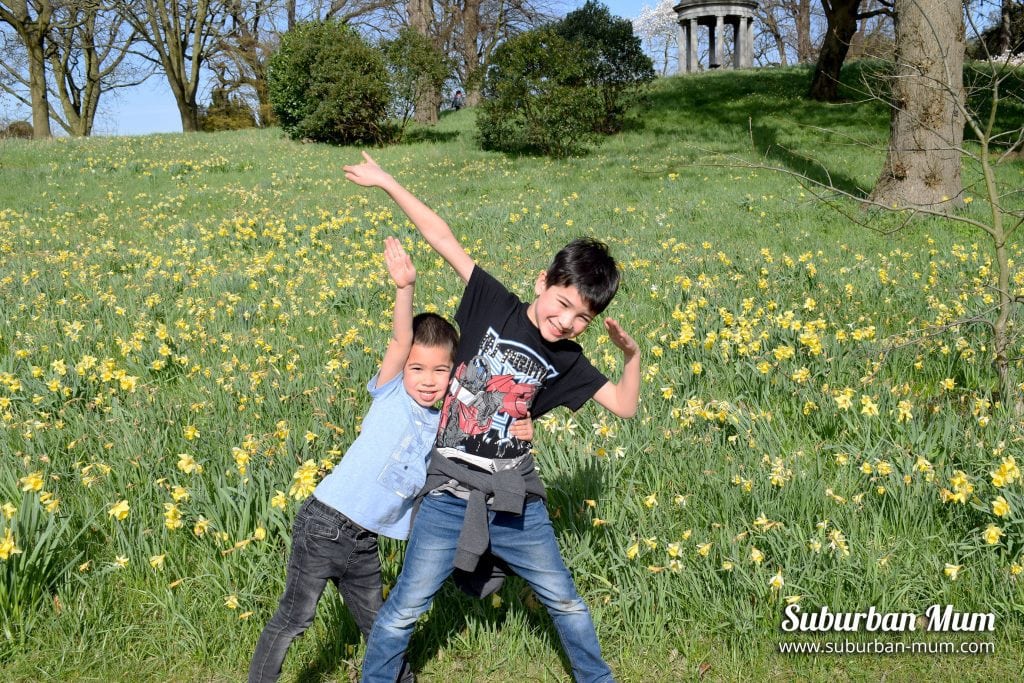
[344,151,393,188]
[604,317,639,357]
[384,236,415,289]
[592,317,641,418]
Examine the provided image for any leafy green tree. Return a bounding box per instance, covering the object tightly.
[268,21,391,145]
[477,27,603,156]
[477,2,652,156]
[554,0,655,133]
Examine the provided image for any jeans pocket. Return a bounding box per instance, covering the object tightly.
[305,519,340,543]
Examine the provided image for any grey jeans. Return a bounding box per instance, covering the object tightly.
[248,496,414,682]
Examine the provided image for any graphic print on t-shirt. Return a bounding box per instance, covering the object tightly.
[438,327,556,459]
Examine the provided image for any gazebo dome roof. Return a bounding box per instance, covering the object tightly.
[673,0,758,14]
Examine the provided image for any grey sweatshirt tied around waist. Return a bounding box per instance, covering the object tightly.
[416,447,547,597]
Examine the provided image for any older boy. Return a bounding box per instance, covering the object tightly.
[248,237,533,682]
[345,153,640,683]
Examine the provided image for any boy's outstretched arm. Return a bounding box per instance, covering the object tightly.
[592,318,641,418]
[344,152,475,283]
[376,236,417,388]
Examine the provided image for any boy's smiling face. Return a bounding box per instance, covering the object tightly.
[403,344,453,407]
[527,271,596,342]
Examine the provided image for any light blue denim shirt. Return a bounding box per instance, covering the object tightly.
[313,372,439,540]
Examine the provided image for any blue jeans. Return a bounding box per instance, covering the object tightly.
[361,492,614,683]
[249,497,414,683]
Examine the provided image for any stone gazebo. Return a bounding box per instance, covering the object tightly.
[674,0,757,72]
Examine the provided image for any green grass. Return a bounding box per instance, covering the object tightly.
[2,63,1024,681]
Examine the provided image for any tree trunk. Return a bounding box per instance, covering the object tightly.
[809,0,861,101]
[1,0,55,138]
[868,0,964,211]
[997,0,1012,54]
[176,94,200,132]
[461,0,482,105]
[79,34,102,137]
[50,8,101,137]
[255,76,273,126]
[409,0,438,123]
[25,28,51,137]
[795,0,813,62]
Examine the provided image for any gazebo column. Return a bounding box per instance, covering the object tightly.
[688,19,698,72]
[713,15,724,68]
[732,19,742,69]
[678,22,686,73]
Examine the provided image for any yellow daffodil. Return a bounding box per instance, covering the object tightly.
[992,496,1010,517]
[107,499,130,521]
[983,525,1004,545]
[19,471,44,492]
[0,527,22,561]
[193,517,210,536]
[176,453,203,475]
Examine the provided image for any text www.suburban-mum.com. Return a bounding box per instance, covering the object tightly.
[777,639,995,655]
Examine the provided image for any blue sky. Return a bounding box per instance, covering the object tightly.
[31,0,651,136]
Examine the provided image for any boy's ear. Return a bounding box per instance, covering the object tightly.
[534,270,548,296]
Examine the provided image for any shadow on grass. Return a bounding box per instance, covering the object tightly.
[640,65,889,172]
[749,123,869,197]
[640,60,1024,185]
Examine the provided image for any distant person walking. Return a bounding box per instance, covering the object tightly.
[452,90,465,111]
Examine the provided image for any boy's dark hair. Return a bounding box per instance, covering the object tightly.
[544,238,620,314]
[412,312,459,360]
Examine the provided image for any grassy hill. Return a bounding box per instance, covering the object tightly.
[2,64,1024,681]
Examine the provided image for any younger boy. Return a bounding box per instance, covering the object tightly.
[344,153,640,683]
[248,237,534,682]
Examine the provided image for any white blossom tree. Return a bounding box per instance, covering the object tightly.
[633,0,678,74]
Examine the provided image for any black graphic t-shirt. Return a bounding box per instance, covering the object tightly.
[436,266,608,459]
